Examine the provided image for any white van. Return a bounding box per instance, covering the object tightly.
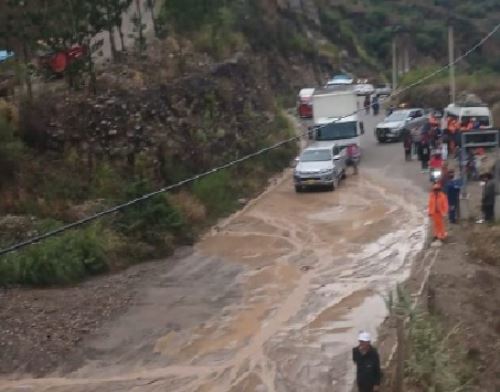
[441,103,493,129]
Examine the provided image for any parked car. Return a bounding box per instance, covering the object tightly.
[293,143,347,192]
[374,84,392,97]
[375,108,425,143]
[355,83,375,96]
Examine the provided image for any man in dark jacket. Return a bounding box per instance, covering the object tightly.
[445,169,462,224]
[481,172,496,223]
[419,140,430,171]
[353,332,381,392]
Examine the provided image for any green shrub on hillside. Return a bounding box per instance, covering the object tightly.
[162,0,228,32]
[0,224,107,286]
[406,311,475,390]
[192,170,237,217]
[90,162,127,201]
[114,179,187,250]
[259,111,297,172]
[0,115,24,188]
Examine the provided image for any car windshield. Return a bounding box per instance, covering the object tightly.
[316,121,357,140]
[300,149,332,162]
[386,111,409,121]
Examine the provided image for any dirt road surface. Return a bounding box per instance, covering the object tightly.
[0,106,430,391]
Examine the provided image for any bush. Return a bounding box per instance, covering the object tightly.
[258,111,297,172]
[0,224,107,286]
[192,170,237,217]
[455,2,487,18]
[90,162,127,200]
[0,114,24,188]
[162,0,227,32]
[114,179,187,251]
[406,311,474,390]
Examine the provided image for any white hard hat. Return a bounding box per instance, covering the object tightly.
[358,331,371,342]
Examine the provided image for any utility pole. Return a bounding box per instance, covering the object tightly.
[448,23,456,103]
[392,36,398,91]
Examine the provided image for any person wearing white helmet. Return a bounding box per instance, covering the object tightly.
[352,331,381,392]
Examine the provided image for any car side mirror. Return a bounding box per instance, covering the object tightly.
[293,156,300,167]
[333,155,341,161]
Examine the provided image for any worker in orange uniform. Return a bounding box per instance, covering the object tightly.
[428,183,449,241]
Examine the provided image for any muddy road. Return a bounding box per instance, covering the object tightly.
[0,109,429,391]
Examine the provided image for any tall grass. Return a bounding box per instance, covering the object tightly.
[0,224,107,286]
[387,286,475,391]
[0,113,24,188]
[192,170,237,218]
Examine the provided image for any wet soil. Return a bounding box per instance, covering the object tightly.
[0,105,436,391]
[0,169,426,391]
[427,223,500,391]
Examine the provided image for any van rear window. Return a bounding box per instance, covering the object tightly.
[461,116,490,126]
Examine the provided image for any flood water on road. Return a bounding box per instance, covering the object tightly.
[0,169,426,392]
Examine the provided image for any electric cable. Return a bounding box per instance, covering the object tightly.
[1,21,499,257]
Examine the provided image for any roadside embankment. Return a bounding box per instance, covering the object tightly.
[381,180,500,391]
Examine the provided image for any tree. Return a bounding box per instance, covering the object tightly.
[162,0,227,32]
[145,0,158,37]
[103,0,119,60]
[38,0,107,92]
[0,0,44,100]
[103,0,132,54]
[131,0,146,54]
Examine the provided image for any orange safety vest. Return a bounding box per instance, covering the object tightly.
[428,191,449,216]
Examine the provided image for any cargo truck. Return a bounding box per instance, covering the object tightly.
[310,87,363,158]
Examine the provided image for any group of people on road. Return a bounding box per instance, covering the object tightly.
[401,112,497,241]
[350,112,496,392]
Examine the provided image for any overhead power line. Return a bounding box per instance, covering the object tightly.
[1,21,499,257]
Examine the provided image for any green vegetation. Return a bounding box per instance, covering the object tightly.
[0,113,23,188]
[115,179,187,252]
[386,286,475,391]
[192,171,237,218]
[0,101,297,286]
[0,224,107,286]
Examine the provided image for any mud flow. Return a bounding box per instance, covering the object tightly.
[0,172,425,392]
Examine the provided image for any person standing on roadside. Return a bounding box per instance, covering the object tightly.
[445,169,462,224]
[428,183,449,241]
[353,332,381,392]
[404,132,412,161]
[419,139,431,172]
[372,95,380,116]
[347,144,360,175]
[364,95,371,115]
[481,172,496,223]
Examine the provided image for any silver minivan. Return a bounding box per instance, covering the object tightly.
[293,143,347,192]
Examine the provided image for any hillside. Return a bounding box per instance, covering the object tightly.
[1,0,500,284]
[1,0,500,386]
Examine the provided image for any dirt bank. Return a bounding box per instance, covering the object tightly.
[380,189,500,391]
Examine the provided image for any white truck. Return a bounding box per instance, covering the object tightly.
[310,87,363,154]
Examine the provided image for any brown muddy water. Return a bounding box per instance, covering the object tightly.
[0,171,425,392]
